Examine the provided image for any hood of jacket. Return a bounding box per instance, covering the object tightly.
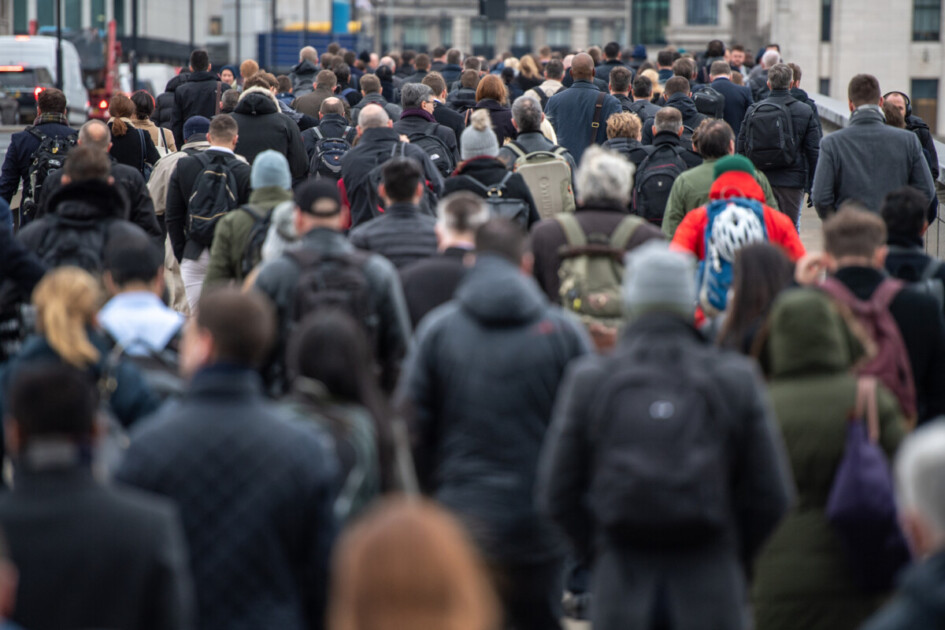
[789,87,812,104]
[187,70,217,84]
[235,86,280,116]
[456,254,546,326]
[165,72,189,93]
[474,99,510,113]
[292,59,319,76]
[47,179,128,221]
[666,93,701,121]
[360,92,389,106]
[709,170,766,203]
[453,156,506,176]
[762,288,866,378]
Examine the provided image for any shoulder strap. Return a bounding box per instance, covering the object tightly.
[610,215,643,249]
[555,213,587,247]
[872,277,905,309]
[922,257,945,281]
[313,127,324,141]
[854,377,881,443]
[240,205,265,222]
[506,141,527,159]
[588,92,607,147]
[494,171,514,193]
[552,145,568,157]
[464,109,471,126]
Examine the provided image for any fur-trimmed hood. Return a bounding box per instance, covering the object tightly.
[234,86,280,115]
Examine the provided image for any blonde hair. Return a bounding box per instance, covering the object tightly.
[641,69,662,99]
[330,498,499,630]
[32,268,102,368]
[606,111,642,140]
[469,108,492,132]
[519,55,540,79]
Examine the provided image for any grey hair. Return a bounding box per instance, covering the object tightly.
[511,94,544,133]
[575,146,634,207]
[654,107,683,134]
[357,104,390,129]
[767,63,793,90]
[436,191,490,235]
[221,88,240,111]
[896,420,945,538]
[379,56,396,70]
[762,50,781,69]
[400,83,433,110]
[78,119,110,150]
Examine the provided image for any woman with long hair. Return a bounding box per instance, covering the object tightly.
[513,55,542,93]
[108,93,160,177]
[284,310,394,522]
[130,90,176,155]
[717,242,795,353]
[470,74,517,145]
[0,267,159,428]
[330,497,500,630]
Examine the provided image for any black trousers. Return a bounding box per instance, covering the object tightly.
[491,557,564,630]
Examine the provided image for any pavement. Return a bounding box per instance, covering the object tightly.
[798,203,823,252]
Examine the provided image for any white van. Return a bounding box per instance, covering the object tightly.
[0,36,87,125]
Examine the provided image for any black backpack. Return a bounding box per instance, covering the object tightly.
[136,129,153,181]
[465,171,530,228]
[187,151,241,247]
[361,143,408,220]
[587,338,730,545]
[627,100,652,119]
[36,214,115,273]
[743,99,799,170]
[239,205,273,278]
[407,123,456,178]
[103,330,185,403]
[632,144,689,226]
[310,126,354,179]
[21,128,78,220]
[287,248,379,343]
[692,85,725,119]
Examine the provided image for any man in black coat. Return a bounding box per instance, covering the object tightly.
[340,104,443,229]
[737,63,820,226]
[116,288,337,630]
[302,98,358,165]
[645,107,703,169]
[392,83,459,165]
[400,191,485,328]
[881,187,945,315]
[0,362,193,630]
[229,80,308,179]
[641,76,708,144]
[886,91,941,181]
[289,46,320,97]
[37,119,162,248]
[422,73,466,151]
[154,72,189,129]
[349,158,438,270]
[595,41,631,84]
[170,50,224,147]
[707,60,753,136]
[399,218,591,630]
[439,49,464,85]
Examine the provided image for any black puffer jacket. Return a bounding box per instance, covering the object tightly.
[906,114,940,180]
[169,70,223,147]
[444,157,540,227]
[348,202,438,270]
[153,73,188,129]
[230,87,308,181]
[400,253,590,563]
[642,93,708,144]
[446,87,477,113]
[289,59,320,96]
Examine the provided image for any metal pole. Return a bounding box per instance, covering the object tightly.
[235,0,241,65]
[271,0,277,71]
[131,0,138,91]
[625,0,632,49]
[303,0,309,51]
[189,0,195,49]
[55,0,63,89]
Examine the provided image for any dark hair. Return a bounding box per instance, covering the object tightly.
[463,57,481,71]
[731,44,746,52]
[328,42,342,55]
[672,57,695,80]
[447,48,462,65]
[706,40,725,58]
[475,218,529,264]
[438,192,488,233]
[375,65,393,83]
[692,119,733,158]
[382,157,423,203]
[316,69,338,89]
[360,74,381,94]
[632,75,653,98]
[461,69,480,89]
[37,87,66,114]
[544,59,564,80]
[190,49,210,72]
[664,76,690,98]
[881,186,930,238]
[823,204,887,259]
[195,288,275,368]
[334,63,351,85]
[787,62,802,83]
[431,45,447,58]
[609,66,632,93]
[657,48,675,67]
[343,50,357,66]
[849,74,881,107]
[884,101,906,128]
[276,74,292,93]
[9,361,98,443]
[208,113,238,142]
[414,54,431,72]
[131,90,155,119]
[421,71,447,98]
[604,41,621,59]
[718,243,794,352]
[402,50,417,65]
[108,93,135,136]
[65,145,111,182]
[287,310,394,488]
[104,235,163,286]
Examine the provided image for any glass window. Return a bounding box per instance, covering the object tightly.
[380,14,393,52]
[471,19,496,46]
[440,18,453,48]
[209,16,223,37]
[589,20,605,48]
[634,0,669,45]
[37,0,54,27]
[819,78,830,96]
[614,19,627,47]
[512,20,530,47]
[113,0,125,36]
[92,0,106,31]
[912,78,939,133]
[821,0,832,41]
[402,18,428,52]
[546,20,571,48]
[914,0,941,41]
[14,0,27,33]
[65,0,81,30]
[687,0,718,25]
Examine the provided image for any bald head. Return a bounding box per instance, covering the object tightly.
[357,103,391,129]
[78,119,111,151]
[571,53,595,80]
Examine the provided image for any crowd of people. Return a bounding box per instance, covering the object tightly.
[0,35,938,630]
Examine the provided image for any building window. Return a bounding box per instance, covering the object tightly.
[912,78,939,133]
[440,18,453,48]
[471,18,496,58]
[914,0,942,41]
[589,20,605,47]
[402,18,428,52]
[510,20,531,58]
[65,0,82,29]
[687,0,718,25]
[380,14,393,53]
[634,0,669,44]
[819,78,830,96]
[821,0,832,41]
[92,0,106,30]
[14,0,27,33]
[113,0,126,36]
[209,16,223,36]
[546,20,571,47]
[37,0,54,27]
[614,19,626,47]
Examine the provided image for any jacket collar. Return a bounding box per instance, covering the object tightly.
[361,93,388,105]
[300,226,354,253]
[401,108,436,123]
[621,312,702,344]
[188,365,264,398]
[454,155,504,175]
[577,201,631,214]
[474,98,509,112]
[569,79,600,91]
[653,131,682,147]
[850,105,885,125]
[47,179,128,220]
[248,186,293,207]
[384,202,423,216]
[888,232,926,249]
[360,126,401,144]
[188,70,217,83]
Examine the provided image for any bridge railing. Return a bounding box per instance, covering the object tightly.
[810,93,945,257]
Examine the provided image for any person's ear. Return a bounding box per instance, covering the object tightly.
[874,244,888,268]
[208,63,212,71]
[103,271,118,296]
[378,183,389,204]
[107,176,115,186]
[767,80,772,90]
[652,125,658,137]
[386,119,393,128]
[61,174,71,186]
[414,181,424,201]
[511,118,519,131]
[357,125,364,137]
[677,126,683,137]
[848,100,855,113]
[728,138,736,154]
[922,220,930,236]
[4,418,21,457]
[878,96,885,107]
[0,559,18,619]
[519,251,535,276]
[231,134,239,149]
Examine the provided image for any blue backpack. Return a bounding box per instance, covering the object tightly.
[697,198,767,316]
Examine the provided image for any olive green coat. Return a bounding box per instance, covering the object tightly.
[752,288,906,630]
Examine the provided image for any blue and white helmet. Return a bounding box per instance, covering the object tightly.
[709,202,766,266]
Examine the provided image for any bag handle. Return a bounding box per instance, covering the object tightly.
[587,92,606,148]
[854,377,880,443]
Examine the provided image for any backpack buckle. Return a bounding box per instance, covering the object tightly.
[591,122,600,128]
[487,189,503,198]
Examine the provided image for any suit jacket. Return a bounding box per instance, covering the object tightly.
[0,464,193,630]
[545,80,622,164]
[710,76,753,136]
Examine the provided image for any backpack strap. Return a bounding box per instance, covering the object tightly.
[588,92,607,147]
[871,277,905,310]
[313,127,324,141]
[921,257,945,281]
[854,377,881,443]
[343,126,355,142]
[506,140,527,160]
[239,205,265,222]
[552,145,568,157]
[555,213,587,247]
[492,171,514,194]
[609,215,644,250]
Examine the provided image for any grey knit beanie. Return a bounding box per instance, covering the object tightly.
[461,109,500,160]
[623,241,697,320]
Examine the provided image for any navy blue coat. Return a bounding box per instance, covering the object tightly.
[708,76,753,136]
[0,121,75,204]
[545,80,622,164]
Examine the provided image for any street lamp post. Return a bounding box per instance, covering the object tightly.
[131,0,139,92]
[55,0,63,90]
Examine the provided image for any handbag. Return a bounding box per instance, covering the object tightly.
[825,377,911,592]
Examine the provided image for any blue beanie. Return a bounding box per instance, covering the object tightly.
[182,115,210,141]
[251,150,291,191]
[633,44,647,60]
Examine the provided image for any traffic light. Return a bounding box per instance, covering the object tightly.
[479,0,507,21]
